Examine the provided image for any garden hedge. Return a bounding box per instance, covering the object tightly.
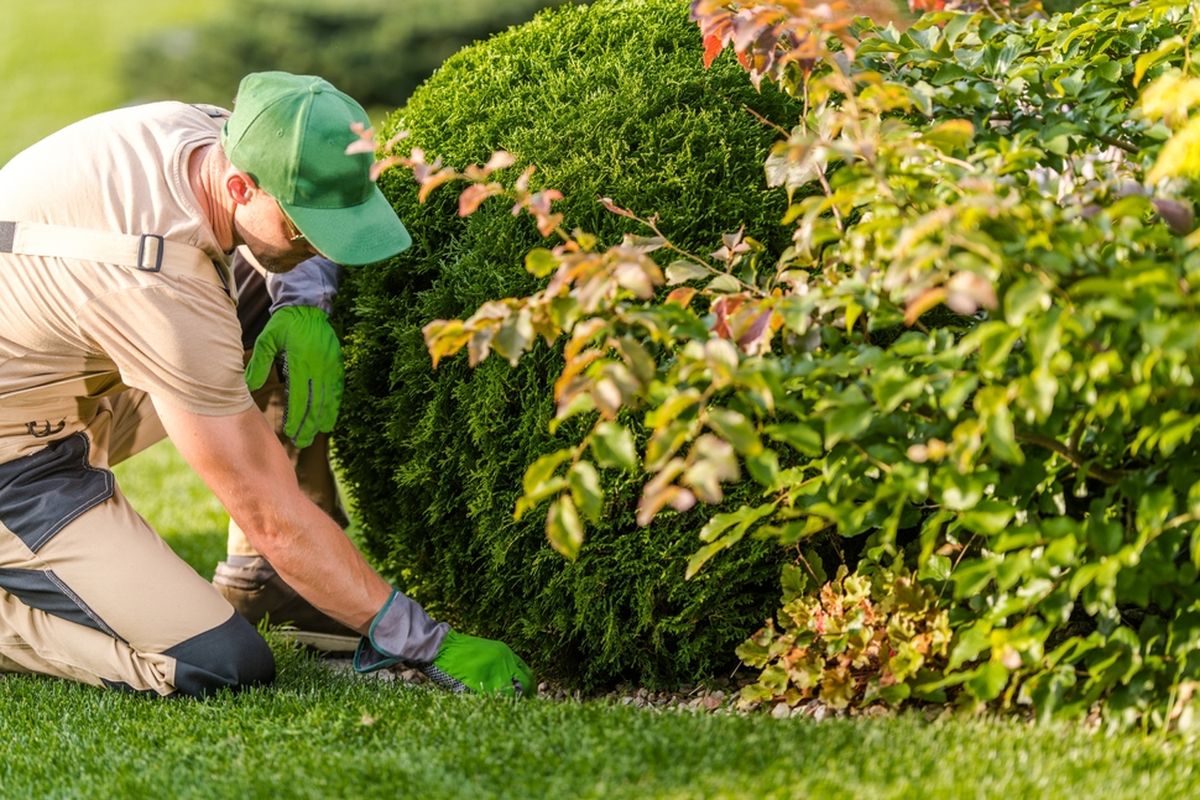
[336,0,803,687]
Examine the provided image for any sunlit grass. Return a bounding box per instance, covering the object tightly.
[0,0,229,163]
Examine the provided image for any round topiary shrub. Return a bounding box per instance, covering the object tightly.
[337,0,804,688]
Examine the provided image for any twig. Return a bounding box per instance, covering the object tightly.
[741,104,790,137]
[1016,432,1124,484]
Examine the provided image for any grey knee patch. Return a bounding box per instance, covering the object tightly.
[163,612,275,698]
[0,432,113,552]
[0,566,121,639]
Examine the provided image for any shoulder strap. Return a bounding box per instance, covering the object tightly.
[0,220,231,293]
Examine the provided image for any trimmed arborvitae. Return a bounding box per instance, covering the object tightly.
[337,0,803,688]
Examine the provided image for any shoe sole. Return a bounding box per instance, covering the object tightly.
[277,629,360,653]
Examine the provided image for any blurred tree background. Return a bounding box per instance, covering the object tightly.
[120,0,583,118]
[0,0,228,164]
[0,0,577,165]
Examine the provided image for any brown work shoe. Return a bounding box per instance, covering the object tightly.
[213,556,360,653]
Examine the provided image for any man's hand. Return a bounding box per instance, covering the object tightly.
[245,306,343,448]
[352,590,535,698]
[425,631,535,698]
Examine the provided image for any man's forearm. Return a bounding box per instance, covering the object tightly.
[236,491,389,633]
[153,399,389,632]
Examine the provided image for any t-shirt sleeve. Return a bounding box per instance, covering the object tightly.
[78,282,254,415]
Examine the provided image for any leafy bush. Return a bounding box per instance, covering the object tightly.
[337,0,806,687]
[120,0,579,109]
[408,0,1200,729]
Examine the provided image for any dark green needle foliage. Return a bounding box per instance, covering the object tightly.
[337,0,803,688]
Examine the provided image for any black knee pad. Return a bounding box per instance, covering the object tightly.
[163,611,276,698]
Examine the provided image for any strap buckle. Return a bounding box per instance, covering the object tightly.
[136,233,165,272]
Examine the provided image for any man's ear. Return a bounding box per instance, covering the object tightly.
[226,171,259,206]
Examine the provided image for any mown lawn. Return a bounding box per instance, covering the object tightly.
[0,441,1178,798]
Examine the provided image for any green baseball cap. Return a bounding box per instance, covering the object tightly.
[221,71,411,266]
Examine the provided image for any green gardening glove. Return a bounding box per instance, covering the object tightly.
[245,306,343,448]
[423,630,536,698]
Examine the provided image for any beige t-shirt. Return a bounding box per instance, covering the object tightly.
[0,101,254,459]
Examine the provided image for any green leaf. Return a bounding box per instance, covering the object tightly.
[707,274,742,293]
[524,247,559,278]
[975,387,1024,465]
[960,501,1016,535]
[707,408,762,456]
[919,553,952,583]
[923,119,975,152]
[567,462,603,523]
[590,422,638,472]
[764,422,823,456]
[698,502,777,543]
[1003,279,1049,327]
[824,403,872,449]
[746,449,780,489]
[949,620,992,670]
[521,449,574,497]
[781,563,809,602]
[1134,36,1183,87]
[876,683,912,706]
[546,495,584,560]
[965,660,1009,702]
[686,539,730,579]
[666,260,710,285]
[950,557,995,599]
[493,310,534,366]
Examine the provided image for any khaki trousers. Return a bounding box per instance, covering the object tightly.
[0,391,273,696]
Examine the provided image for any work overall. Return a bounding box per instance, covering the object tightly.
[0,224,340,697]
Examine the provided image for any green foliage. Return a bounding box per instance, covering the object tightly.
[337,0,804,687]
[120,0,578,109]
[406,0,1200,729]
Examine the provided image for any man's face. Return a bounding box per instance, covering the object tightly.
[233,191,321,274]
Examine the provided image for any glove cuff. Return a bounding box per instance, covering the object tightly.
[352,589,450,674]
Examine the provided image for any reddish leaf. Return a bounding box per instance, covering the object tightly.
[536,212,564,238]
[515,165,537,193]
[383,130,409,151]
[417,168,457,204]
[703,34,726,68]
[345,139,377,156]
[345,122,376,155]
[459,182,503,217]
[599,197,638,219]
[485,150,516,173]
[667,287,698,307]
[904,287,947,326]
[712,295,747,340]
[369,156,402,182]
[736,306,775,353]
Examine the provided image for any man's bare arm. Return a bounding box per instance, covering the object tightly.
[152,399,390,633]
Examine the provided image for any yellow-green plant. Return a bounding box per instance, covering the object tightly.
[736,565,951,710]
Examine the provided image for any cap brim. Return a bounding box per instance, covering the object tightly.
[282,185,412,266]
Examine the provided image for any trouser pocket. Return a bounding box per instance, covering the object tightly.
[0,432,113,553]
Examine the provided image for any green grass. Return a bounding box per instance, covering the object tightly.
[112,439,228,580]
[0,438,1189,797]
[3,643,1200,799]
[0,0,230,164]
